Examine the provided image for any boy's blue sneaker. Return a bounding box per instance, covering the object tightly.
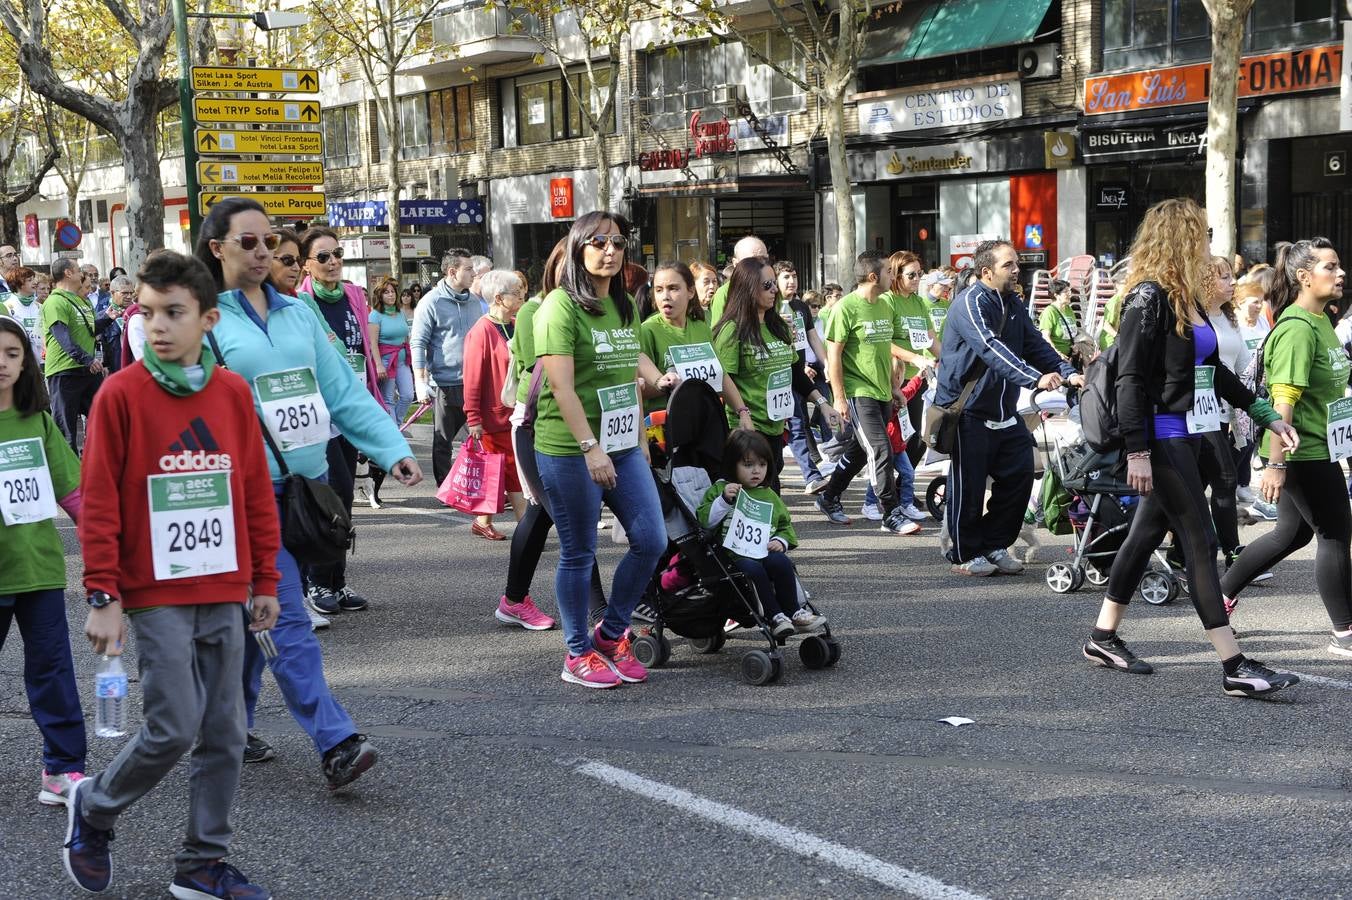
[63,779,113,893]
[170,860,270,900]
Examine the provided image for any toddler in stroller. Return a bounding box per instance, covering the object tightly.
[632,379,840,685]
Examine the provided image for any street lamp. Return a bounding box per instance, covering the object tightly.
[171,0,309,244]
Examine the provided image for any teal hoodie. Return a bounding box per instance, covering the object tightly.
[210,284,410,481]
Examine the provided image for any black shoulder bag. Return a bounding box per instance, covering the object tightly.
[924,299,1007,454]
[207,331,354,565]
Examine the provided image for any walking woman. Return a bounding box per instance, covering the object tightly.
[712,258,835,493]
[1222,238,1352,658]
[1198,255,1247,565]
[463,269,528,540]
[367,275,414,427]
[882,251,935,467]
[197,198,423,785]
[493,239,605,634]
[1081,198,1301,698]
[533,212,675,689]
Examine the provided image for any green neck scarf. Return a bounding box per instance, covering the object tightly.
[142,343,217,396]
[312,282,345,304]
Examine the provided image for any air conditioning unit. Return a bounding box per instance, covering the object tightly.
[712,84,748,105]
[1018,43,1060,80]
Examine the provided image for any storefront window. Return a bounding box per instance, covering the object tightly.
[511,69,612,146]
[1248,0,1339,50]
[654,197,710,266]
[1102,0,1340,70]
[324,105,362,169]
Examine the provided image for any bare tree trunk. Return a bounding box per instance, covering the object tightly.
[385,73,403,283]
[120,111,165,272]
[825,89,855,282]
[0,205,20,247]
[1203,0,1254,259]
[594,128,611,212]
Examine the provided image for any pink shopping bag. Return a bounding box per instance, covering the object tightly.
[436,437,505,515]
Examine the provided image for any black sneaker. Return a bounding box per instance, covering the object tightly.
[815,494,852,526]
[335,586,368,611]
[322,734,377,790]
[63,779,113,892]
[1223,659,1300,698]
[631,601,658,624]
[1082,635,1154,674]
[170,860,270,900]
[243,733,275,764]
[304,586,340,616]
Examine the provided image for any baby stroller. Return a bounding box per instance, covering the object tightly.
[1042,438,1184,604]
[629,379,841,685]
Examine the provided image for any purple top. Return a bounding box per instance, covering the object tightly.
[1152,319,1218,440]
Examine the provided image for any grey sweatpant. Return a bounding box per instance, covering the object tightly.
[81,603,246,874]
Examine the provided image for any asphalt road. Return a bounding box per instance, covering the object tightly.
[3,435,1351,899]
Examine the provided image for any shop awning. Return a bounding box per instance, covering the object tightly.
[861,0,1054,67]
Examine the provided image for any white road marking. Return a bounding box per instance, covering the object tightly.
[366,504,466,524]
[575,760,990,900]
[1289,671,1352,691]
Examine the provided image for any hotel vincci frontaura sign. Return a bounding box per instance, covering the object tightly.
[1083,44,1341,115]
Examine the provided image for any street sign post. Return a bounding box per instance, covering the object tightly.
[191,66,319,93]
[197,160,325,186]
[192,98,322,125]
[199,192,328,217]
[195,129,324,156]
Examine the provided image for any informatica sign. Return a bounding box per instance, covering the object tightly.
[326,199,486,228]
[857,77,1022,135]
[1083,44,1342,115]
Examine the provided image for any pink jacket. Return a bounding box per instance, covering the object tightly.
[298,276,386,409]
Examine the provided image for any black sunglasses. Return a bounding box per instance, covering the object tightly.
[584,235,628,250]
[275,254,299,268]
[310,248,344,264]
[762,279,776,291]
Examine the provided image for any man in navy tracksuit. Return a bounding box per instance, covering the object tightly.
[935,240,1082,576]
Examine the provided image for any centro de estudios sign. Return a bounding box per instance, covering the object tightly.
[856,76,1022,135]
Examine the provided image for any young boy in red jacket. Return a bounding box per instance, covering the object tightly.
[64,252,280,900]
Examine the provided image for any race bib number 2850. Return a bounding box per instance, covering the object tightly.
[0,438,58,526]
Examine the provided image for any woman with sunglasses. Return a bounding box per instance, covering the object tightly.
[195,197,423,786]
[713,258,833,494]
[294,228,388,620]
[883,251,936,467]
[533,212,675,689]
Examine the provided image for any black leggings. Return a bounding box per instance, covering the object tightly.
[506,501,605,614]
[1106,438,1229,630]
[307,436,358,591]
[1222,459,1352,630]
[1197,427,1240,555]
[903,392,925,467]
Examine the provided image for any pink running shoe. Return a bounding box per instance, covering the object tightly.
[593,626,649,683]
[39,770,85,807]
[1224,595,1239,617]
[562,651,622,688]
[496,595,556,631]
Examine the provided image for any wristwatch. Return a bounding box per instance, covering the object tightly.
[579,438,599,452]
[87,590,119,609]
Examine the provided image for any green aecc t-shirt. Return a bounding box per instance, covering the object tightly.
[713,318,797,437]
[640,313,716,414]
[1262,304,1352,461]
[826,292,896,402]
[0,409,81,594]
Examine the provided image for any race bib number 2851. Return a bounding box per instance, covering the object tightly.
[255,367,331,451]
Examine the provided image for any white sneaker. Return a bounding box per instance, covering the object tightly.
[986,547,1025,574]
[791,608,826,631]
[898,502,927,521]
[952,555,998,576]
[771,613,795,640]
[306,607,331,630]
[859,502,883,521]
[1248,501,1279,521]
[1236,485,1257,504]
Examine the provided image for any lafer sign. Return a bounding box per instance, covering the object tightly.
[690,111,735,158]
[1084,44,1342,115]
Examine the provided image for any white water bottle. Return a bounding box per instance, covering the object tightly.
[94,655,128,738]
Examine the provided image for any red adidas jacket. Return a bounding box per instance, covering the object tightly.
[79,362,281,609]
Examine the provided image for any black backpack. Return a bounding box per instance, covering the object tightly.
[1080,342,1122,452]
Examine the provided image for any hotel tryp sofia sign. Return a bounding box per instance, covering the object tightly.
[1084,44,1342,115]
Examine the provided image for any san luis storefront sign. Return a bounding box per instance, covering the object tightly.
[1084,44,1341,115]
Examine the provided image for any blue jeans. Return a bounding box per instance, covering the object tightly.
[864,448,916,508]
[787,391,823,483]
[0,589,86,774]
[243,490,358,756]
[379,364,415,425]
[535,447,666,657]
[730,552,799,619]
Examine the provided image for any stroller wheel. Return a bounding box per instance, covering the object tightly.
[631,635,665,668]
[926,477,947,521]
[799,635,831,670]
[1045,561,1083,594]
[824,638,842,667]
[741,649,777,686]
[1085,563,1109,587]
[1139,570,1178,606]
[690,634,726,654]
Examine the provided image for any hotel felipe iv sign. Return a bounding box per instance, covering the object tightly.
[1083,44,1342,115]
